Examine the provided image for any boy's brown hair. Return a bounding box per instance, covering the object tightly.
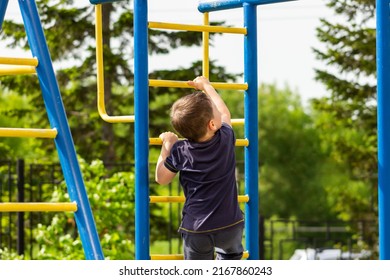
[170,91,213,142]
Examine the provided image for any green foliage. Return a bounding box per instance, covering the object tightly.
[32,158,135,260]
[0,248,24,260]
[0,89,53,161]
[0,1,232,163]
[255,84,334,220]
[312,0,377,223]
[0,0,380,258]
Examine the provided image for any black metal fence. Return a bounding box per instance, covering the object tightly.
[262,218,377,260]
[0,160,65,258]
[0,160,378,260]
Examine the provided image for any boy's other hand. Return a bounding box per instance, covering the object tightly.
[159,132,178,151]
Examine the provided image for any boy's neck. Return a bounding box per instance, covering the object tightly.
[197,130,216,142]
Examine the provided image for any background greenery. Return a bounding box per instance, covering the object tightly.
[0,0,377,259]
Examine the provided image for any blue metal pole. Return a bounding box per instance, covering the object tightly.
[134,0,150,260]
[19,0,104,260]
[244,3,259,260]
[0,0,8,30]
[198,0,294,13]
[376,0,390,260]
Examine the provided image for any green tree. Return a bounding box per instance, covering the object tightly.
[255,84,334,220]
[22,159,135,260]
[312,0,376,222]
[0,88,52,160]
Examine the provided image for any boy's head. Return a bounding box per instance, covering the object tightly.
[170,91,216,142]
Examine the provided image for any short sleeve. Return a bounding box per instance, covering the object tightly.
[164,158,179,173]
[164,143,180,173]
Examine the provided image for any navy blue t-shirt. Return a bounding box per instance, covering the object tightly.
[164,123,244,234]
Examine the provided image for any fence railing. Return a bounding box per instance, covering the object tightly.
[0,160,377,260]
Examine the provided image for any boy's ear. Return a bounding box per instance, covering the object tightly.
[208,119,217,131]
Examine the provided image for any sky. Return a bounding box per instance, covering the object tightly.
[147,0,335,104]
[2,0,335,105]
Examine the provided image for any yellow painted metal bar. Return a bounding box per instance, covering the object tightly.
[0,66,36,76]
[203,13,210,78]
[149,79,248,90]
[151,251,249,260]
[0,128,57,138]
[0,202,77,212]
[149,137,248,147]
[211,82,248,90]
[0,56,38,66]
[148,21,247,35]
[150,196,184,203]
[150,195,249,203]
[243,251,250,259]
[151,254,184,260]
[95,5,135,123]
[232,118,245,125]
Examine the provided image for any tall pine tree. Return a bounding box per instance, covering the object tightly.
[312,0,376,221]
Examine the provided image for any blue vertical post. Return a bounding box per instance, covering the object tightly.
[244,3,259,260]
[0,0,8,29]
[19,0,104,260]
[376,0,390,260]
[134,0,150,260]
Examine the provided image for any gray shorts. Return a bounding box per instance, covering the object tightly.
[182,225,244,260]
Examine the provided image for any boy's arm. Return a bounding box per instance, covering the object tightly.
[188,76,231,126]
[155,132,178,185]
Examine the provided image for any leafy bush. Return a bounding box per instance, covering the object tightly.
[33,158,135,260]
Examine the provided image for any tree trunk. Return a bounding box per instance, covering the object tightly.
[102,4,116,163]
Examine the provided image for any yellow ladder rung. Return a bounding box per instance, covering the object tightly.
[211,82,248,90]
[149,137,248,147]
[150,195,249,203]
[151,254,184,260]
[0,202,77,212]
[0,56,39,66]
[0,128,57,138]
[150,251,249,260]
[0,66,36,76]
[148,21,247,35]
[232,118,244,125]
[149,79,248,91]
[150,196,184,203]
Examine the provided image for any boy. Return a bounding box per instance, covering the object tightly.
[155,76,244,260]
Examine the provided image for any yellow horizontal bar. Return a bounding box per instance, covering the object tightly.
[0,56,38,66]
[151,254,184,260]
[99,113,135,123]
[0,66,36,76]
[150,196,185,203]
[211,82,248,90]
[0,202,77,212]
[149,138,248,147]
[231,138,250,146]
[150,251,249,260]
[149,21,247,35]
[243,251,249,259]
[231,118,244,125]
[0,128,57,138]
[149,79,248,91]
[150,195,249,203]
